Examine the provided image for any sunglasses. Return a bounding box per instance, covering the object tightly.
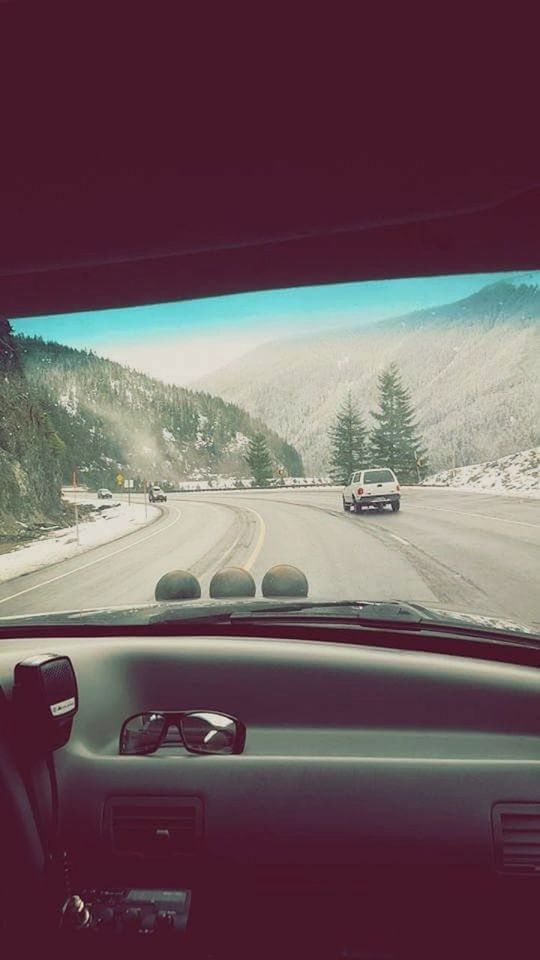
[119,710,246,756]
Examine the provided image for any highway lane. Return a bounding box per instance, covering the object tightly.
[0,496,262,617]
[0,487,538,628]
[241,487,540,625]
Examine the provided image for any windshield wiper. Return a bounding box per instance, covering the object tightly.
[148,599,425,625]
[1,600,537,650]
[148,599,540,648]
[232,600,429,622]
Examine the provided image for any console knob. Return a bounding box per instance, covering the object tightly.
[123,906,142,931]
[62,894,91,929]
[156,910,175,931]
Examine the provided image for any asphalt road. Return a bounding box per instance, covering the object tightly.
[0,487,538,628]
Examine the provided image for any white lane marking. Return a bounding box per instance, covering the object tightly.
[418,504,539,530]
[240,506,267,572]
[0,504,183,606]
[390,534,410,546]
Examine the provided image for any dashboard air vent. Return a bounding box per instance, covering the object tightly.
[105,797,203,858]
[492,803,540,875]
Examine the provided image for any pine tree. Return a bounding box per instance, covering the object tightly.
[369,364,427,483]
[244,432,274,486]
[327,391,369,484]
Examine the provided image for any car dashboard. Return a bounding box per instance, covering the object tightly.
[1,632,539,959]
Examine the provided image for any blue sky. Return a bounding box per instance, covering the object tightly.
[11,269,539,384]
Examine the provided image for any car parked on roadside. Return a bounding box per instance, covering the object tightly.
[343,468,400,513]
[96,488,113,499]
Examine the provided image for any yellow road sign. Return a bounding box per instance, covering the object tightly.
[116,473,125,486]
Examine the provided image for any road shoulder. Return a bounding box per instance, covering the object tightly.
[0,497,162,585]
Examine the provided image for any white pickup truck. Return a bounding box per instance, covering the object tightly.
[343,468,400,513]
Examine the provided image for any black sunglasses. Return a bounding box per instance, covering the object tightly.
[119,710,246,756]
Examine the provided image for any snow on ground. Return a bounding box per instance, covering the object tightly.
[0,495,160,584]
[421,447,540,498]
[176,477,333,491]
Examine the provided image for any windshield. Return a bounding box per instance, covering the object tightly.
[1,270,539,636]
[362,470,395,484]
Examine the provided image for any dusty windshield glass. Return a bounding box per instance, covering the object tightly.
[362,470,395,484]
[1,271,539,632]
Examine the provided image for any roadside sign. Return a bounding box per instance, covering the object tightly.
[72,469,80,545]
[123,476,133,505]
[116,473,125,486]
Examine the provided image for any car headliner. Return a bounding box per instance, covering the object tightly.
[1,9,538,318]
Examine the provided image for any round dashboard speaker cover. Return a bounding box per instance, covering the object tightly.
[261,564,309,598]
[209,566,256,598]
[155,570,202,601]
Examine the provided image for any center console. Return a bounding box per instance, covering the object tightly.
[62,887,191,938]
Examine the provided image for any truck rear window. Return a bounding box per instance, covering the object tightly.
[363,469,395,483]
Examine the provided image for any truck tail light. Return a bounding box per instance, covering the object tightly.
[396,484,400,491]
[357,487,364,496]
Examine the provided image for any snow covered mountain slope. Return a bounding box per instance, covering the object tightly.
[14,334,303,486]
[421,448,539,498]
[196,281,540,474]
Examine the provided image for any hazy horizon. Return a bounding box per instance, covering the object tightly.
[11,270,539,385]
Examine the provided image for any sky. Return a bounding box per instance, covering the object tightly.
[11,270,539,385]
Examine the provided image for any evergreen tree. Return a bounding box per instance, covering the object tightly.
[369,364,427,483]
[244,432,274,486]
[327,391,369,484]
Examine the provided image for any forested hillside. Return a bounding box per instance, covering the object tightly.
[0,320,66,538]
[15,335,303,488]
[197,281,540,473]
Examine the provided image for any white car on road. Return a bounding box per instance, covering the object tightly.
[343,468,401,513]
[148,485,167,503]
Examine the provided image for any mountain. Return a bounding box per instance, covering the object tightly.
[195,281,540,474]
[0,320,66,538]
[14,335,304,488]
[379,280,540,330]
